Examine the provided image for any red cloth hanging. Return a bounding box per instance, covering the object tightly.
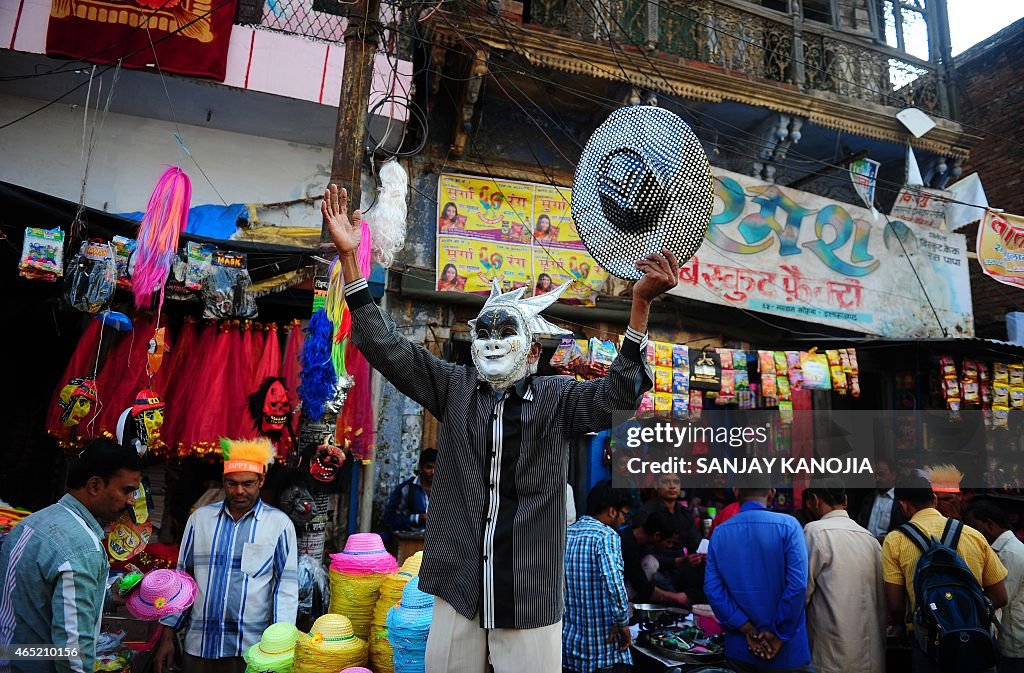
[252,323,282,384]
[340,342,375,461]
[154,319,197,457]
[282,320,304,420]
[164,321,216,456]
[223,322,249,440]
[92,317,156,441]
[249,323,267,390]
[46,319,104,446]
[176,322,233,458]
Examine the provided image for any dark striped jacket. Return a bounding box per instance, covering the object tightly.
[346,278,652,628]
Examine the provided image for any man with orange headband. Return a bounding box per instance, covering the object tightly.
[155,440,298,673]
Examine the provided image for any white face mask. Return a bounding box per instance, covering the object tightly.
[470,307,530,390]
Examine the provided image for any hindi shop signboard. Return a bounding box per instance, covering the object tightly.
[668,168,973,337]
[977,209,1024,289]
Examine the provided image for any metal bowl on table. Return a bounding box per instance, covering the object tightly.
[632,603,689,623]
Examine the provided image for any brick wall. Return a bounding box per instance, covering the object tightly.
[955,18,1024,337]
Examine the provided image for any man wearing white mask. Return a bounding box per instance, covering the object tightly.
[322,184,677,673]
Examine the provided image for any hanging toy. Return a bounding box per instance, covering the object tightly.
[248,377,297,461]
[133,167,191,309]
[368,159,408,268]
[147,327,168,376]
[58,377,98,428]
[117,389,166,456]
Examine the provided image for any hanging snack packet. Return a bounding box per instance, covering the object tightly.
[202,251,257,319]
[994,362,1009,384]
[830,365,847,393]
[20,227,65,279]
[776,375,792,400]
[759,351,776,376]
[994,406,1010,429]
[732,350,747,370]
[800,351,831,390]
[64,241,116,314]
[720,370,736,396]
[779,400,794,425]
[589,339,618,379]
[689,389,703,421]
[655,367,673,393]
[774,351,789,372]
[734,369,749,392]
[943,376,960,399]
[982,382,993,405]
[963,380,980,404]
[673,370,690,395]
[825,350,842,367]
[762,374,777,399]
[654,392,673,417]
[994,383,1010,407]
[551,337,582,376]
[186,242,216,291]
[672,395,689,420]
[939,355,957,378]
[637,392,655,417]
[1011,387,1024,411]
[849,374,861,398]
[655,342,673,368]
[111,236,136,290]
[1011,364,1024,387]
[673,344,689,370]
[718,348,733,370]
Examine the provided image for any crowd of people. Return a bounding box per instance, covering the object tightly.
[563,463,1024,673]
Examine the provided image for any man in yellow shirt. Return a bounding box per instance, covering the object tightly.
[882,476,1008,673]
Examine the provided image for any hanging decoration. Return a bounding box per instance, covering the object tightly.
[57,377,99,428]
[133,167,191,310]
[368,159,408,268]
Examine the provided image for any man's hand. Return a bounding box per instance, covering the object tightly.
[633,249,680,304]
[756,631,783,660]
[667,590,689,607]
[740,622,767,659]
[321,184,362,256]
[607,624,632,651]
[154,628,176,673]
[684,553,705,567]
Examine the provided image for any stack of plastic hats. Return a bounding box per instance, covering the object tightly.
[369,551,423,673]
[386,577,434,673]
[292,614,368,673]
[243,622,301,673]
[329,533,398,639]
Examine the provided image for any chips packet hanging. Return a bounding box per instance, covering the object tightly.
[655,342,673,368]
[689,389,703,420]
[655,367,673,393]
[551,337,583,376]
[718,348,733,370]
[673,344,690,370]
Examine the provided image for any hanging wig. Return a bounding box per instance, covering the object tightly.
[368,159,407,268]
[298,309,336,421]
[133,167,191,309]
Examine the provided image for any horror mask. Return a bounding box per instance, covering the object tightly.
[279,482,318,526]
[262,381,292,433]
[468,278,574,390]
[309,431,345,483]
[128,389,165,452]
[58,377,98,428]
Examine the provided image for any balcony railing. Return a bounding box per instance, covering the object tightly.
[528,0,948,116]
[235,0,401,45]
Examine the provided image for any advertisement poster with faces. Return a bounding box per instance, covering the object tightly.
[437,174,607,304]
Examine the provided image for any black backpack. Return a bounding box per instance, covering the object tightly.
[898,519,1000,673]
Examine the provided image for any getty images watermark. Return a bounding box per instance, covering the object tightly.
[608,409,1017,490]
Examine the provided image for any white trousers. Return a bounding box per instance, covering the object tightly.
[424,597,562,673]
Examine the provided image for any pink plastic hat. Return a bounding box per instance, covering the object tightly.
[329,533,398,574]
[126,569,198,621]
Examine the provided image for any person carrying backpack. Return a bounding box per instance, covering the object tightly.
[882,475,1008,673]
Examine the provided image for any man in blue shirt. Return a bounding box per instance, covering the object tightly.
[382,448,435,542]
[563,483,633,673]
[704,483,813,673]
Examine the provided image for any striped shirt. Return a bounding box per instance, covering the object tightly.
[161,500,298,659]
[346,279,651,628]
[563,516,632,673]
[0,494,109,673]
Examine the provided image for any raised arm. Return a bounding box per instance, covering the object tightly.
[558,250,678,435]
[324,185,459,420]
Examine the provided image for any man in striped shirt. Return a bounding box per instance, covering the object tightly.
[0,440,142,673]
[563,483,634,673]
[323,186,674,673]
[154,440,297,673]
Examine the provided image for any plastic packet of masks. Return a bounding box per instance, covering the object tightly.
[202,250,257,319]
[64,240,116,314]
[20,227,65,281]
[111,236,136,290]
[551,337,583,376]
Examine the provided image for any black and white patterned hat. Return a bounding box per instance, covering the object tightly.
[572,106,714,280]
